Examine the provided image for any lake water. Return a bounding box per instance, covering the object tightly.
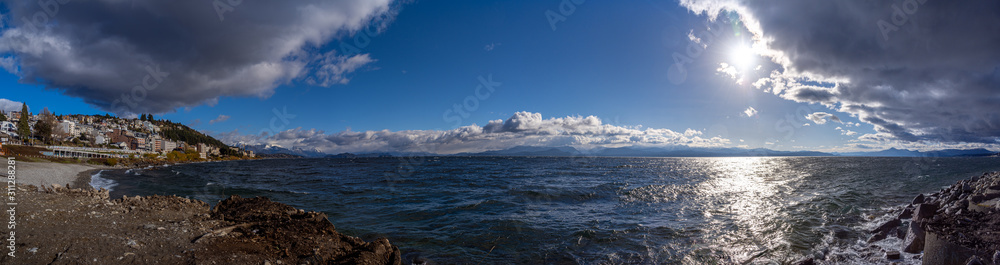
[91,156,1000,264]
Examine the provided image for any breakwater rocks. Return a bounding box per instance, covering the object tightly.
[870,171,1000,265]
[5,184,401,265]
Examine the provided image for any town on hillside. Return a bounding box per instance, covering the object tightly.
[0,103,254,166]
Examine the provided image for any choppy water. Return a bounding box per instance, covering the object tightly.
[93,156,1000,264]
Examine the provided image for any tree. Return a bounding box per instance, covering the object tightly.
[0,112,6,122]
[33,107,56,144]
[17,103,30,144]
[140,114,146,121]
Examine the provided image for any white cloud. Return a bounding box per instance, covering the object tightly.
[209,114,230,125]
[306,52,376,87]
[805,112,841,125]
[484,43,500,51]
[0,98,23,113]
[217,111,733,154]
[743,106,757,117]
[0,57,16,74]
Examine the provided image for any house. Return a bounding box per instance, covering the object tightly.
[0,121,15,132]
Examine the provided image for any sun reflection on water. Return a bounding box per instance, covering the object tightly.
[683,157,803,264]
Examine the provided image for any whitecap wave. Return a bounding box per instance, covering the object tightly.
[89,170,118,191]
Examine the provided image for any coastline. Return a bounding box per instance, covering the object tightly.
[1,157,107,189]
[864,171,1000,264]
[5,183,402,264]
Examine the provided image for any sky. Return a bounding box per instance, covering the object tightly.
[1,0,998,154]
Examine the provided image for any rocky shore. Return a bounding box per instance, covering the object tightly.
[868,171,1000,265]
[2,184,402,265]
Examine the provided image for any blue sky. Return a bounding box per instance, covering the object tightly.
[2,0,998,154]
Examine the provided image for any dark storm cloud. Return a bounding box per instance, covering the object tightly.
[682,0,1000,144]
[0,0,394,115]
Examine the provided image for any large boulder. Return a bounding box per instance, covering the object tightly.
[913,203,938,222]
[208,195,402,265]
[901,222,925,253]
[868,219,901,243]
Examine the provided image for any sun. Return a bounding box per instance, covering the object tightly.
[729,43,757,71]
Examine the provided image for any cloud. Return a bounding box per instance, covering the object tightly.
[484,43,500,51]
[305,52,376,87]
[0,1,397,115]
[743,106,757,117]
[0,98,23,113]
[209,115,230,125]
[679,0,1000,144]
[0,57,17,74]
[216,111,732,154]
[805,112,841,125]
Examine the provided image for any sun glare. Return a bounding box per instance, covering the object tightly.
[730,44,756,71]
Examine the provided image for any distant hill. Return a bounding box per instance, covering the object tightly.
[834,148,997,157]
[238,144,328,158]
[256,153,304,159]
[243,144,997,158]
[453,145,834,157]
[454,146,580,157]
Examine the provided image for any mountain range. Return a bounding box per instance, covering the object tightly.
[241,144,998,158]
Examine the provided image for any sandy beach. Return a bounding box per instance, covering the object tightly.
[2,157,103,190]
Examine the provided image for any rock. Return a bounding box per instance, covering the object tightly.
[912,194,925,205]
[965,255,986,265]
[868,219,901,242]
[914,203,938,222]
[897,207,914,219]
[886,250,901,260]
[794,258,815,265]
[901,222,925,253]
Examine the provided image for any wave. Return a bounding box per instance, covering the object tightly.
[88,170,118,191]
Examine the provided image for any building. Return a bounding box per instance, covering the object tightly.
[162,140,178,153]
[57,120,78,137]
[0,121,15,132]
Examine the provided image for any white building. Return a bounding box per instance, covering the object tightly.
[162,140,178,153]
[58,120,78,137]
[0,121,15,132]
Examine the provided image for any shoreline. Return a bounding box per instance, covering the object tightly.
[863,171,1000,264]
[5,184,402,264]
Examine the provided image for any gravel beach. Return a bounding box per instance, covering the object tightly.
[2,157,103,189]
